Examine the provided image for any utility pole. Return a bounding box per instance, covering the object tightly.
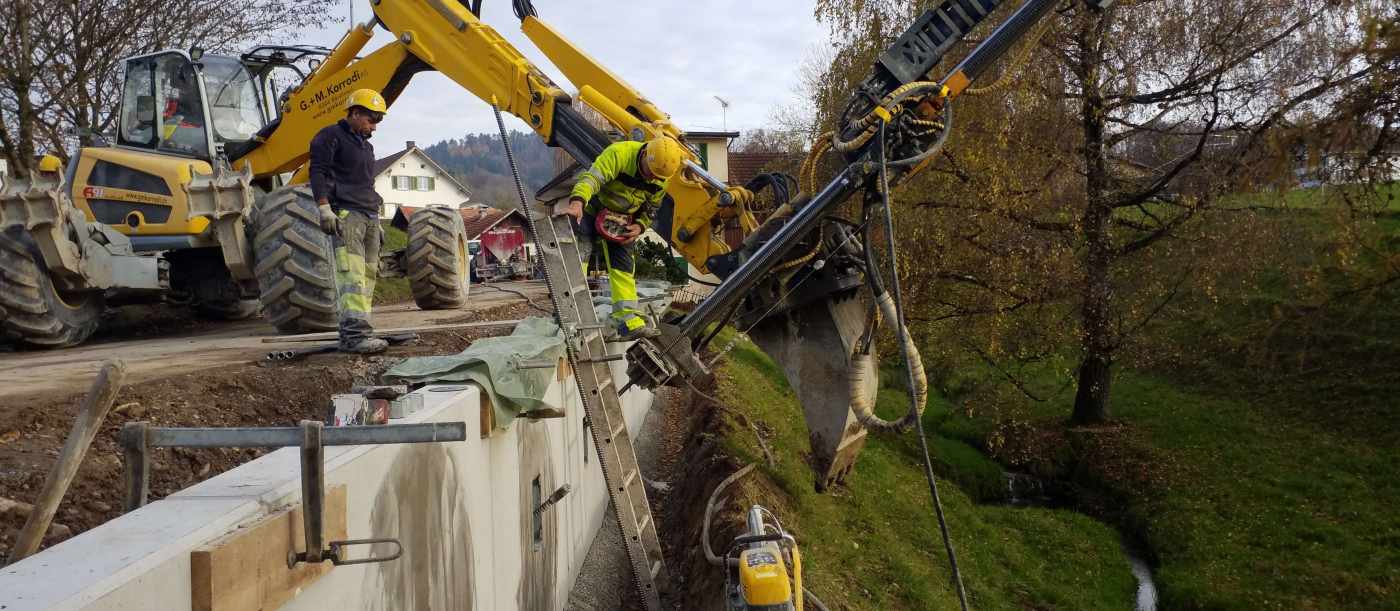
[713,96,730,132]
[349,0,354,24]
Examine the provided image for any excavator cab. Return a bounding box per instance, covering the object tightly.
[116,50,278,161]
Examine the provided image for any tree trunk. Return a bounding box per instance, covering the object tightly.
[1073,12,1114,425]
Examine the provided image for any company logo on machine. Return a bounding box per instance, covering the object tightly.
[82,186,104,199]
[744,551,778,567]
[300,70,368,120]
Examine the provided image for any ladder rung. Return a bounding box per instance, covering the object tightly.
[650,560,663,579]
[638,513,652,533]
[612,421,627,439]
[623,469,638,489]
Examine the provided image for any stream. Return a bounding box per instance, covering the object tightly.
[1005,472,1158,611]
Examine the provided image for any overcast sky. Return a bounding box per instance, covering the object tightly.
[300,0,829,149]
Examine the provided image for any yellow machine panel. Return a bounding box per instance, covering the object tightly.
[71,147,212,237]
[738,547,794,606]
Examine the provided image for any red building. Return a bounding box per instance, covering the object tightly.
[395,205,534,282]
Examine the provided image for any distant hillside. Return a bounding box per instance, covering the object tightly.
[421,132,560,208]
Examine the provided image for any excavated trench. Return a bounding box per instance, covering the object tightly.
[567,377,745,610]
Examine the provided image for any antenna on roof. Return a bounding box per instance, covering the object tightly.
[713,96,730,132]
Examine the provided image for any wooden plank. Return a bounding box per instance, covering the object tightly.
[260,319,522,343]
[479,393,495,439]
[191,485,348,611]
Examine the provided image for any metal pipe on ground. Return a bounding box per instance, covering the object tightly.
[7,360,127,564]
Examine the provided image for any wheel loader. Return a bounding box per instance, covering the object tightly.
[0,45,472,348]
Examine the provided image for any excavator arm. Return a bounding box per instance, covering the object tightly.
[233,0,738,270]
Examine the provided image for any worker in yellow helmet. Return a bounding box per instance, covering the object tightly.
[567,136,684,340]
[309,88,389,353]
[36,154,63,181]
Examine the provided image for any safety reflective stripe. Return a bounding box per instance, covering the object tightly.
[600,239,640,324]
[616,312,646,331]
[335,246,374,315]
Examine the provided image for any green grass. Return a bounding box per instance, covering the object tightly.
[711,331,1137,610]
[1110,375,1399,609]
[960,369,1400,609]
[374,222,412,303]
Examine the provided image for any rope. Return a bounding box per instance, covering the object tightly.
[875,121,970,610]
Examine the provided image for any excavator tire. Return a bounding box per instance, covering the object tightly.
[0,229,103,348]
[405,206,469,310]
[251,186,338,333]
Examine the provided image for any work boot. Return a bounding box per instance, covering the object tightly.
[340,336,388,354]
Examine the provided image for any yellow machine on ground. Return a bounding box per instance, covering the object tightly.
[0,0,751,350]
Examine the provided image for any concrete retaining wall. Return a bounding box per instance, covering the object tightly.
[0,357,650,611]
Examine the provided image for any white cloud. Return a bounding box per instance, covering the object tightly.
[300,0,827,149]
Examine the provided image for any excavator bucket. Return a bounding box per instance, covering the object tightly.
[746,290,873,490]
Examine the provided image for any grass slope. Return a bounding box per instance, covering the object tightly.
[711,333,1137,610]
[936,199,1400,609]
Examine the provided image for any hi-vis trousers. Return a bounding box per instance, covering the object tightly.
[575,213,645,332]
[333,209,381,345]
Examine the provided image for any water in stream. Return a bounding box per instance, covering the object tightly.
[1004,472,1158,611]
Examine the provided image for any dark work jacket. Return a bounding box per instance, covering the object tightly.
[309,119,383,216]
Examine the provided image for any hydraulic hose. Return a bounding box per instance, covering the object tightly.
[848,290,929,432]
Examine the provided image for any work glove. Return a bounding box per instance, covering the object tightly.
[317,204,340,236]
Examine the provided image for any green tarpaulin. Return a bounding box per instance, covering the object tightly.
[383,317,566,430]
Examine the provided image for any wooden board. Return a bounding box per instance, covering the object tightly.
[190,485,348,611]
[260,319,522,343]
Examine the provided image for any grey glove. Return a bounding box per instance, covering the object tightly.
[317,204,340,236]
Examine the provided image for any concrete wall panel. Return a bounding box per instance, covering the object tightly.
[0,354,653,611]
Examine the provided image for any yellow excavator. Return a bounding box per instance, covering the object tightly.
[0,0,754,351]
[0,0,1106,603]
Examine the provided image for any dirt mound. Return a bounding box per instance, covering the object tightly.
[0,301,532,561]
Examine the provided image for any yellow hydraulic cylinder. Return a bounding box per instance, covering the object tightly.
[304,21,375,92]
[521,16,677,138]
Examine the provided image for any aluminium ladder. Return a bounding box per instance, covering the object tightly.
[494,107,669,610]
[531,209,670,610]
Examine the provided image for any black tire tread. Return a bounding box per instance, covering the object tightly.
[251,186,338,333]
[0,231,101,348]
[405,207,468,309]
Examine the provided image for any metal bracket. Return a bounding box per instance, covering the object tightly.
[118,419,467,567]
[185,162,256,281]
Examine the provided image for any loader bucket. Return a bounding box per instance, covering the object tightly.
[0,174,86,280]
[747,290,873,490]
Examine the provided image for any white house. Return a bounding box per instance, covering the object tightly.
[683,130,739,182]
[373,141,473,219]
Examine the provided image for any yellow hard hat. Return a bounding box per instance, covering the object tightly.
[642,137,684,180]
[345,89,388,114]
[38,154,62,173]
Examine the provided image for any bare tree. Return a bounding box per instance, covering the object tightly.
[0,0,338,177]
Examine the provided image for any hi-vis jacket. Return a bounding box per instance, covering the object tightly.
[570,140,669,228]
